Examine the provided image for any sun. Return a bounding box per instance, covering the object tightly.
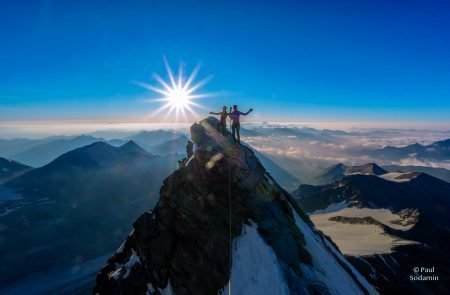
[134,59,212,121]
[167,86,190,109]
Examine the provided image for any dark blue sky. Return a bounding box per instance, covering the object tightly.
[1,0,449,124]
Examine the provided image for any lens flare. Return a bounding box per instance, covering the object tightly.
[135,58,212,121]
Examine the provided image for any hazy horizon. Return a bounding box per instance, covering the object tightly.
[1,119,450,140]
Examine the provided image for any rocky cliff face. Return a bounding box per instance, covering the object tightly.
[94,117,377,295]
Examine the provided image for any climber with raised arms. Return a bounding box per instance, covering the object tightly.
[209,106,229,135]
[229,105,253,144]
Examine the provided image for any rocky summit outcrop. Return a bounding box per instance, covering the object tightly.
[94,117,377,295]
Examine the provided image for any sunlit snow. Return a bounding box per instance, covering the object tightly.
[221,222,289,295]
[378,172,417,182]
[310,207,418,256]
[291,206,378,294]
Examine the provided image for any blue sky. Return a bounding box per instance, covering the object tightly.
[1,0,449,125]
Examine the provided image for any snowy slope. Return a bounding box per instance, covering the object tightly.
[291,206,378,295]
[221,223,289,295]
[222,218,378,295]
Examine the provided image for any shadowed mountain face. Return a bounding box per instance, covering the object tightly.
[0,141,181,290]
[293,172,450,294]
[314,163,387,185]
[94,117,376,295]
[0,157,31,183]
[294,173,450,229]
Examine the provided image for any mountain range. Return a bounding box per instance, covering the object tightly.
[146,135,190,155]
[312,162,450,185]
[0,136,70,157]
[358,138,450,162]
[293,167,450,293]
[0,141,181,292]
[1,124,449,294]
[2,135,126,167]
[383,164,450,183]
[126,130,185,150]
[0,130,188,167]
[313,163,387,185]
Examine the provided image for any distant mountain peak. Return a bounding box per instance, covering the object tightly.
[347,163,387,175]
[74,134,98,140]
[359,137,450,162]
[316,162,387,185]
[119,140,150,154]
[132,129,180,138]
[332,162,346,168]
[83,141,113,151]
[127,129,185,149]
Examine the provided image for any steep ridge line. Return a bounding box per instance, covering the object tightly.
[94,117,377,295]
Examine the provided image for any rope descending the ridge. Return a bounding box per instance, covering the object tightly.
[228,154,232,295]
[228,109,232,295]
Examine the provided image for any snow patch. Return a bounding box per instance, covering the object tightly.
[108,250,141,280]
[115,241,125,254]
[378,172,416,182]
[147,280,174,295]
[310,207,418,256]
[290,205,378,295]
[161,281,175,295]
[323,238,376,293]
[146,282,155,294]
[221,222,289,295]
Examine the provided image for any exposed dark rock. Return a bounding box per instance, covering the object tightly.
[293,173,450,229]
[329,216,386,227]
[347,216,450,295]
[294,171,450,294]
[313,163,387,185]
[94,117,373,295]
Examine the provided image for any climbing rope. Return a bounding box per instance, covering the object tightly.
[228,155,232,295]
[228,107,232,295]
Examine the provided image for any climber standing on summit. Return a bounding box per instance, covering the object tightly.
[209,106,229,135]
[229,105,253,144]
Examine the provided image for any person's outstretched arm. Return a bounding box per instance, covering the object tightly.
[209,111,221,115]
[242,108,254,115]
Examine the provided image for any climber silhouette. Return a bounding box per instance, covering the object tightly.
[209,106,229,135]
[229,105,253,144]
